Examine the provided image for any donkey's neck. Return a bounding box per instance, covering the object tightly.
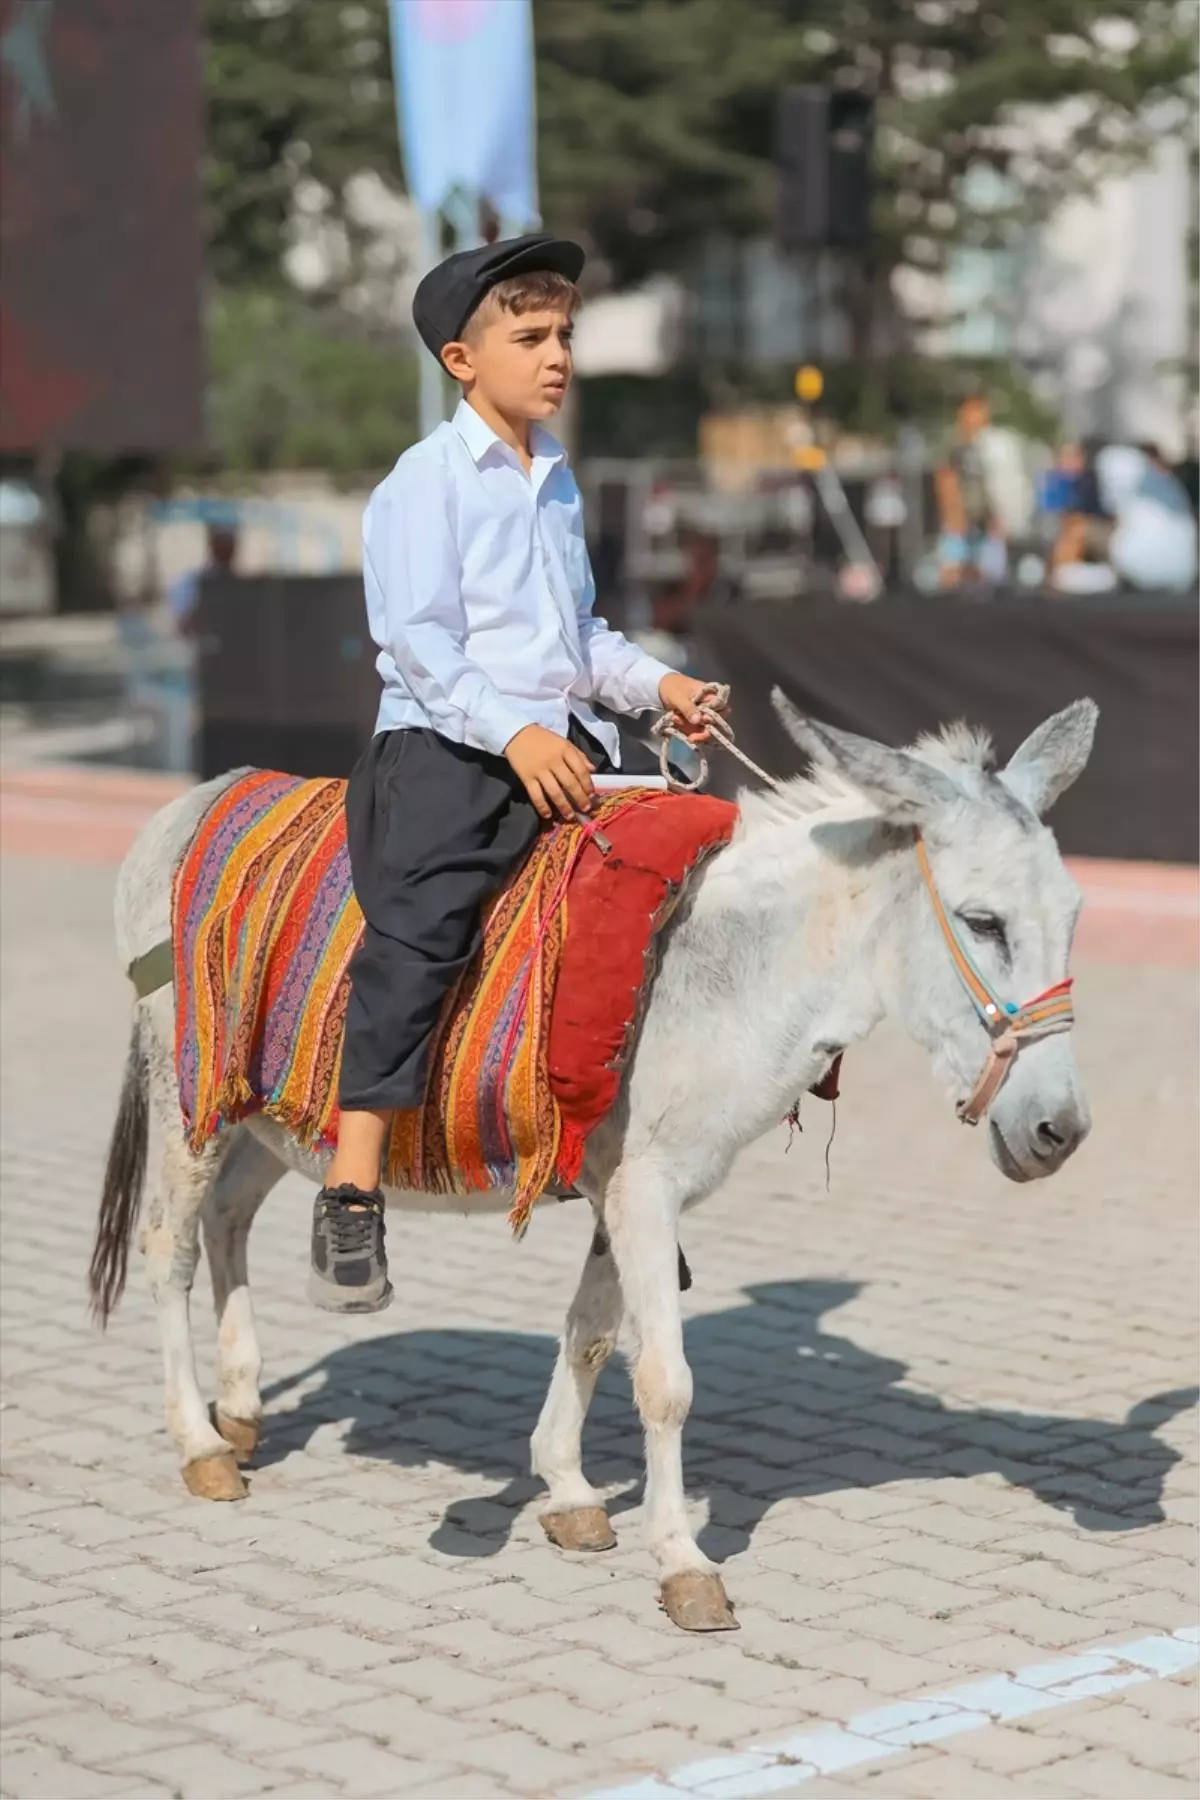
[653,795,913,1143]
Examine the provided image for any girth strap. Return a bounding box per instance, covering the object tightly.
[128,939,174,999]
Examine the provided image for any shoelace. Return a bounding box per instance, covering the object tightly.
[324,1198,381,1255]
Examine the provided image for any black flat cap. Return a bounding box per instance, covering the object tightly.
[413,233,585,364]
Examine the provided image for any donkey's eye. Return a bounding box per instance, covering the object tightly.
[958,911,1008,949]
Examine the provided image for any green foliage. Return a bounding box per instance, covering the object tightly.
[200,0,411,478]
[534,0,1197,293]
[206,289,417,480]
[161,0,1200,475]
[202,0,1195,301]
[204,0,400,294]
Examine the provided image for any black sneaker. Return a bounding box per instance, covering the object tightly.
[307,1185,392,1313]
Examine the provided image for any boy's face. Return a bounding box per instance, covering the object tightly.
[957,396,990,438]
[442,305,574,421]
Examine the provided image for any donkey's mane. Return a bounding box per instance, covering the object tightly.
[912,721,996,775]
[736,719,998,834]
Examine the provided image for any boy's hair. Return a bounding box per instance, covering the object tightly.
[461,270,581,344]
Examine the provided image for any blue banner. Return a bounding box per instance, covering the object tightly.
[389,0,538,225]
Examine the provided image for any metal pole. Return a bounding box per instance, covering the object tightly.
[417,208,447,438]
[814,463,883,583]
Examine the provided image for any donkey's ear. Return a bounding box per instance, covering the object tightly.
[772,689,960,823]
[1000,699,1098,816]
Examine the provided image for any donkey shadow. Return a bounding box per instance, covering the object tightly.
[259,1279,1196,1562]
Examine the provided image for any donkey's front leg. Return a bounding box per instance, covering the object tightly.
[202,1129,285,1465]
[606,1159,737,1631]
[531,1219,623,1552]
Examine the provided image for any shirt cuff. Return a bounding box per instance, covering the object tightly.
[619,652,675,716]
[469,690,538,758]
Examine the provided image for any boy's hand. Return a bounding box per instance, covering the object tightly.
[658,673,729,744]
[505,725,595,822]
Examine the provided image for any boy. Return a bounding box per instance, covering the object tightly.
[309,232,724,1312]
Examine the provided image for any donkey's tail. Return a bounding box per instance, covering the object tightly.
[89,1007,150,1326]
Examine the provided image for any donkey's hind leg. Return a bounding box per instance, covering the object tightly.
[530,1217,623,1552]
[143,995,245,1500]
[203,1128,285,1464]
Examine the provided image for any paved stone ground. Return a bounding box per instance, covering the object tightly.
[1,847,1197,1800]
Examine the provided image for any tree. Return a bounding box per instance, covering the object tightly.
[204,0,401,296]
[531,0,1196,433]
[124,0,1200,478]
[533,0,1195,284]
[201,0,1195,355]
[207,289,416,478]
[198,0,415,478]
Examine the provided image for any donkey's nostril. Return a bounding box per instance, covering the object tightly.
[1035,1119,1067,1153]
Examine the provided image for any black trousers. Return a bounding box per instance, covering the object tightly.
[339,717,655,1112]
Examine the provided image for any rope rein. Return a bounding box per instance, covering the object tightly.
[652,683,783,794]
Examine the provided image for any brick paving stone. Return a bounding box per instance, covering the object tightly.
[0,1742,172,1799]
[363,1654,516,1710]
[7,1598,174,1652]
[1051,1703,1199,1769]
[205,1659,382,1718]
[377,1780,507,1800]
[258,1623,408,1675]
[330,1690,495,1758]
[2,853,1196,1799]
[241,1789,348,1800]
[261,1737,454,1796]
[64,1666,226,1722]
[850,1753,1090,1799]
[2,1633,114,1683]
[14,1706,192,1764]
[591,1722,713,1772]
[103,1741,286,1798]
[0,1673,71,1727]
[112,1632,264,1683]
[182,1701,332,1757]
[1033,1748,1196,1797]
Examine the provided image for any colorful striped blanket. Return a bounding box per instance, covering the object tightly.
[174,770,737,1234]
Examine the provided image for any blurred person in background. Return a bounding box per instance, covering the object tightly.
[1098,443,1197,593]
[653,527,738,634]
[167,522,240,635]
[1048,440,1118,594]
[627,527,739,676]
[934,392,1008,588]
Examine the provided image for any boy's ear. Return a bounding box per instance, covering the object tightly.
[444,338,474,381]
[441,340,472,382]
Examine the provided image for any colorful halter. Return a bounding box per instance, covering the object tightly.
[914,833,1075,1126]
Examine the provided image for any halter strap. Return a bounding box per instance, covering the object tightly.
[914,831,1075,1124]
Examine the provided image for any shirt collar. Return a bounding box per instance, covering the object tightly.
[453,398,566,473]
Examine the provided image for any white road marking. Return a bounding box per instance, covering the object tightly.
[583,1626,1199,1799]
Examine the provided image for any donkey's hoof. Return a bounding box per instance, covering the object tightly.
[182,1451,247,1501]
[541,1506,617,1552]
[213,1411,262,1464]
[660,1571,738,1632]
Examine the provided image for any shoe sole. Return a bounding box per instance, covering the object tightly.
[306,1275,394,1314]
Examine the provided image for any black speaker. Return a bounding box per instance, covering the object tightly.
[776,85,873,252]
[195,573,380,780]
[827,90,874,247]
[775,86,829,251]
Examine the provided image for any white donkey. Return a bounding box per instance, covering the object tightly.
[91,696,1096,1631]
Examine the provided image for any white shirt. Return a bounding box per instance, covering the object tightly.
[364,399,673,763]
